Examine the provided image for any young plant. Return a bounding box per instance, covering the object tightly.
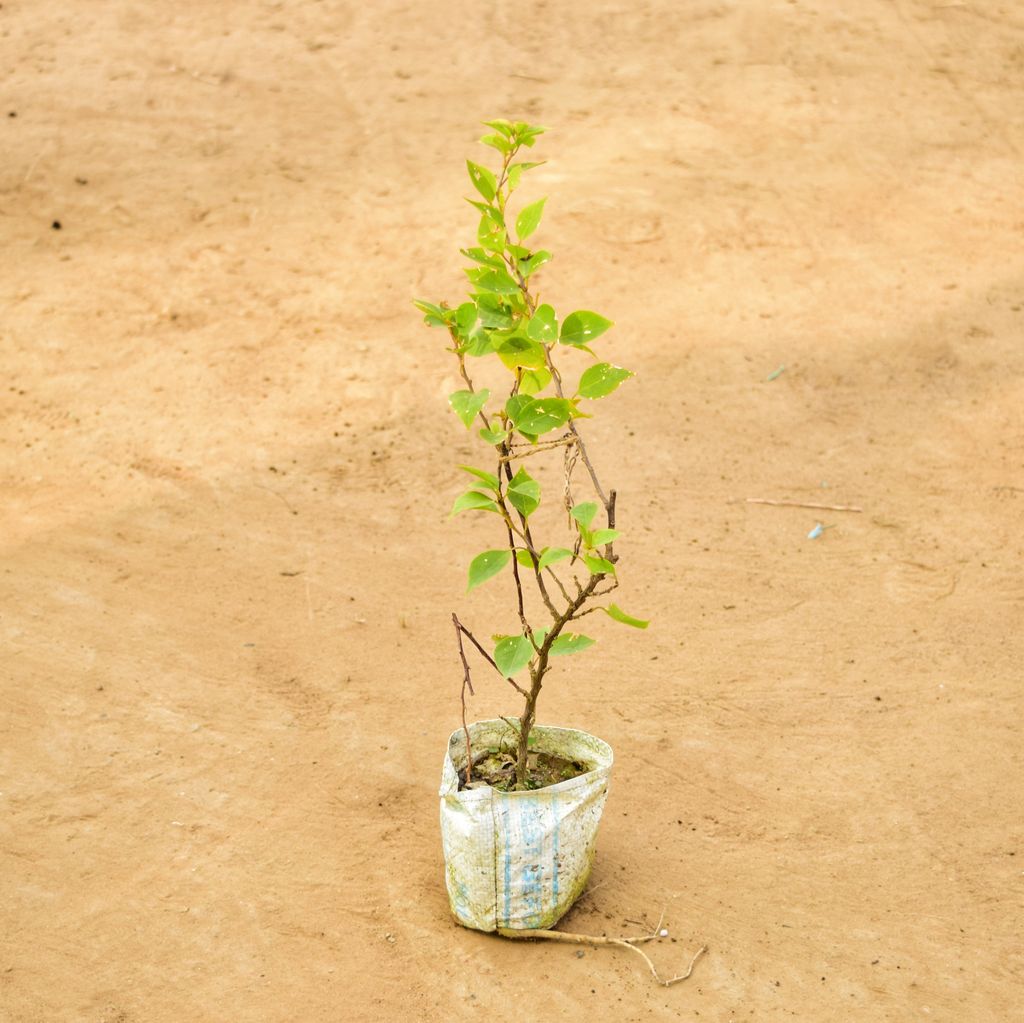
[416,119,649,790]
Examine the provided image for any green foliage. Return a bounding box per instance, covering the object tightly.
[550,633,596,656]
[516,198,547,241]
[458,465,500,491]
[570,502,598,529]
[582,554,615,577]
[494,634,535,677]
[526,304,558,342]
[449,389,489,428]
[467,160,497,201]
[508,397,575,438]
[537,547,573,570]
[519,366,552,394]
[506,467,541,518]
[605,603,649,629]
[479,425,509,445]
[578,363,633,399]
[467,550,511,591]
[451,490,500,516]
[560,311,614,347]
[519,251,551,277]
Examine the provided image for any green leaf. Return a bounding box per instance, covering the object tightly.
[560,311,614,347]
[483,119,514,138]
[413,299,444,318]
[513,397,575,437]
[448,389,490,428]
[467,160,497,201]
[516,198,547,241]
[475,300,514,330]
[494,334,547,371]
[467,550,512,591]
[493,634,534,676]
[516,125,546,147]
[537,547,573,570]
[526,304,558,342]
[590,528,620,545]
[583,554,616,576]
[519,366,552,395]
[451,490,500,516]
[571,502,598,529]
[477,213,505,253]
[458,330,492,358]
[455,302,478,333]
[605,604,650,629]
[479,425,509,445]
[519,250,552,277]
[475,267,520,296]
[460,247,505,269]
[550,633,596,656]
[505,394,535,424]
[515,549,535,568]
[458,465,500,491]
[508,161,545,190]
[480,132,511,154]
[507,467,540,518]
[413,299,449,327]
[578,363,633,399]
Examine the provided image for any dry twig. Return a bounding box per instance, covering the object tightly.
[742,497,862,513]
[497,909,707,987]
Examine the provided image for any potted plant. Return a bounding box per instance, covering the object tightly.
[415,119,651,937]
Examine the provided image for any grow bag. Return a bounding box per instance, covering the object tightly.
[439,719,614,932]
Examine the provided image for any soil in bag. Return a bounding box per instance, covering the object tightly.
[460,748,590,792]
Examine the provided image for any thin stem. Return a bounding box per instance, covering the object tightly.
[454,614,527,696]
[516,566,609,786]
[498,451,560,621]
[544,565,573,605]
[452,613,474,786]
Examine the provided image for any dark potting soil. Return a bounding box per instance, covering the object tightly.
[458,748,589,792]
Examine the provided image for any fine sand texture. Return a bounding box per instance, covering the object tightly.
[2,2,1023,1020]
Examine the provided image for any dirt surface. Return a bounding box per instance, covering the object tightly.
[463,748,590,793]
[2,1,1023,1020]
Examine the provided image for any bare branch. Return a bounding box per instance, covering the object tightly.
[743,497,863,513]
[454,614,528,697]
[496,915,708,987]
[452,613,474,786]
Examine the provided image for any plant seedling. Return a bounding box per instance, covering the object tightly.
[416,119,649,790]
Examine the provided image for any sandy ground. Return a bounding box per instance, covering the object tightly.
[2,1,1023,1020]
